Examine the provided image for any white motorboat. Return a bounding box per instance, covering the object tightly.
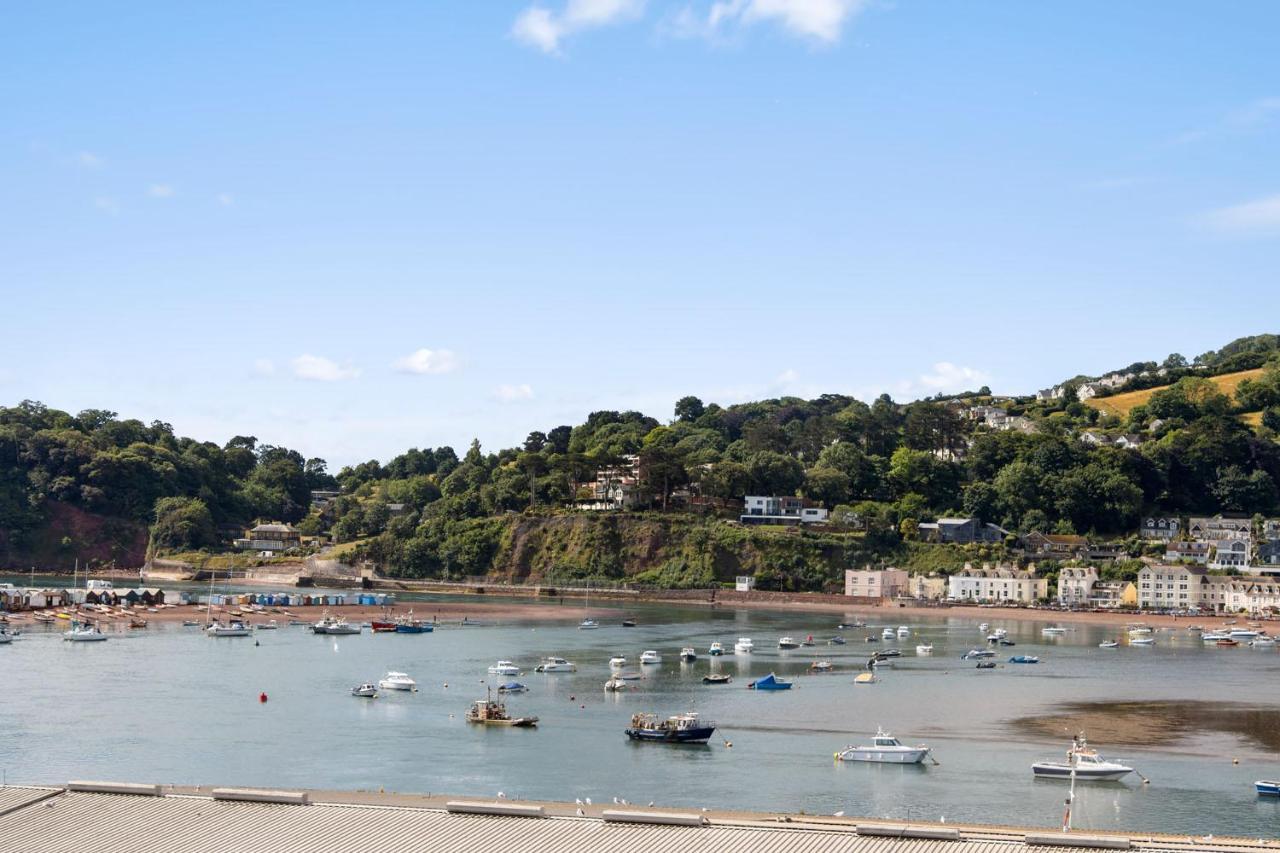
[1252,636,1277,647]
[810,660,834,672]
[534,656,577,672]
[1099,640,1120,648]
[378,671,417,691]
[609,655,628,668]
[351,683,378,698]
[734,637,754,654]
[312,616,360,635]
[1128,636,1155,646]
[579,619,599,630]
[778,636,800,649]
[604,676,627,692]
[1230,629,1260,640]
[881,627,896,639]
[1032,736,1133,781]
[915,643,933,655]
[255,620,278,630]
[962,648,995,659]
[838,728,931,764]
[1041,627,1067,636]
[207,621,250,637]
[680,647,697,662]
[897,626,910,637]
[488,661,521,676]
[1202,631,1231,642]
[0,632,11,645]
[640,650,662,665]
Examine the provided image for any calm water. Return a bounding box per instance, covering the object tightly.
[3,596,1280,837]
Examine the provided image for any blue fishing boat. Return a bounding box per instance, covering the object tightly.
[396,621,433,633]
[1257,780,1280,796]
[1008,655,1039,664]
[748,673,793,691]
[497,681,528,693]
[625,712,716,744]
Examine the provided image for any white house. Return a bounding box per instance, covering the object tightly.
[1210,539,1250,570]
[844,568,908,600]
[948,564,1047,603]
[1056,566,1099,607]
[740,496,828,526]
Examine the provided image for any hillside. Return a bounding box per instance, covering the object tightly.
[1084,368,1265,418]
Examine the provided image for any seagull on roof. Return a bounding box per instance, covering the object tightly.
[585,797,592,805]
[575,798,582,805]
[576,808,585,816]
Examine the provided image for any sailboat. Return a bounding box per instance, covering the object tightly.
[579,580,599,629]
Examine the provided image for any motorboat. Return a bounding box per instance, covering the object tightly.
[609,655,628,668]
[207,621,250,637]
[181,620,202,627]
[748,673,792,690]
[1041,627,1067,636]
[1129,637,1155,646]
[579,619,599,630]
[1009,655,1040,664]
[378,671,417,692]
[975,661,997,669]
[1230,629,1260,640]
[498,681,528,693]
[312,616,360,635]
[255,620,278,630]
[1099,641,1120,648]
[395,620,432,634]
[1202,631,1231,642]
[702,673,733,685]
[962,649,995,659]
[810,660,834,672]
[734,637,754,655]
[625,712,715,743]
[621,618,637,628]
[1252,636,1277,647]
[778,636,800,649]
[535,656,577,672]
[604,676,627,692]
[1217,638,1241,647]
[351,683,378,698]
[837,728,931,764]
[864,635,880,643]
[869,657,893,669]
[878,648,901,657]
[615,671,643,680]
[640,650,662,665]
[0,629,13,645]
[897,626,910,637]
[679,647,697,662]
[999,639,1017,646]
[488,661,521,676]
[837,621,865,630]
[916,643,933,655]
[466,692,538,727]
[1032,736,1133,781]
[708,642,724,656]
[881,628,896,639]
[1256,780,1280,796]
[828,635,847,646]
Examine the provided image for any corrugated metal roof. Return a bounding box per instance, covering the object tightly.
[0,788,1259,853]
[0,787,59,817]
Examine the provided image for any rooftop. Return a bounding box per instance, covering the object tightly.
[0,783,1263,853]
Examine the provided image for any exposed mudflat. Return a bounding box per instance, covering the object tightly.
[1012,699,1280,752]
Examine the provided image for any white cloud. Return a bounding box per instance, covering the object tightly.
[774,368,800,386]
[916,362,990,392]
[77,151,103,168]
[216,192,234,207]
[393,348,460,375]
[290,354,360,382]
[677,0,866,43]
[93,196,119,216]
[253,358,276,376]
[148,184,175,198]
[512,0,645,54]
[1203,194,1280,235]
[495,383,536,402]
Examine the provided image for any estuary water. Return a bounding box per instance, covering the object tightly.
[3,597,1280,838]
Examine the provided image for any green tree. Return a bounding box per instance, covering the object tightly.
[150,496,215,551]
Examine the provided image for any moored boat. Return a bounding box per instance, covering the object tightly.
[371,621,399,633]
[748,672,792,690]
[1042,627,1067,636]
[534,656,577,672]
[609,655,628,668]
[579,619,599,630]
[207,621,250,637]
[679,647,697,662]
[498,681,528,693]
[351,683,378,698]
[1032,735,1132,781]
[734,637,754,654]
[488,660,521,676]
[837,728,931,764]
[604,676,627,692]
[962,649,994,659]
[1252,636,1276,647]
[707,642,724,656]
[1129,636,1155,646]
[1099,640,1119,648]
[854,672,877,684]
[625,712,715,743]
[255,620,278,630]
[640,650,662,665]
[702,673,732,684]
[777,636,800,649]
[828,635,847,645]
[916,643,933,655]
[63,622,108,642]
[466,692,538,727]
[1256,780,1280,796]
[975,661,997,669]
[810,660,833,672]
[1009,655,1039,664]
[378,671,417,691]
[881,627,895,639]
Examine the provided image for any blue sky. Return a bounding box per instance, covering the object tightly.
[3,1,1279,468]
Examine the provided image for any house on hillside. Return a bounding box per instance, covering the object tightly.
[234,522,302,552]
[577,455,643,511]
[1210,539,1250,570]
[1022,532,1090,559]
[1188,515,1251,542]
[1140,516,1181,541]
[1166,540,1211,564]
[740,496,828,526]
[916,517,1007,545]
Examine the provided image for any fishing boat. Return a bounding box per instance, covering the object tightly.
[975,661,997,669]
[828,635,846,645]
[837,728,931,764]
[748,673,793,691]
[702,673,733,685]
[810,660,834,672]
[1256,780,1280,796]
[488,661,521,676]
[639,650,662,665]
[1099,640,1120,648]
[351,683,378,698]
[777,636,800,649]
[255,620,278,630]
[371,621,399,633]
[466,691,538,727]
[916,643,933,655]
[854,672,877,684]
[1032,736,1133,782]
[707,642,724,656]
[534,656,577,673]
[63,622,108,642]
[1009,655,1039,664]
[207,621,250,637]
[378,671,417,691]
[498,681,528,693]
[734,637,754,654]
[395,620,432,634]
[679,647,697,662]
[609,655,628,668]
[625,712,715,743]
[604,676,627,692]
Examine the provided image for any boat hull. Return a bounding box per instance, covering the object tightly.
[625,727,716,744]
[1032,763,1131,782]
[1256,781,1280,796]
[396,624,432,633]
[839,748,930,764]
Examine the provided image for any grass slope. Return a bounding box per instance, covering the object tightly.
[1084,368,1264,418]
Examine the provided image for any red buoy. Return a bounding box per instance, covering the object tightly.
[259,692,268,703]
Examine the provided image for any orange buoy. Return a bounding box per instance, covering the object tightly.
[259,692,268,703]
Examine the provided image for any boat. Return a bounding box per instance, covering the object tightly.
[1230,629,1260,640]
[837,728,931,764]
[1129,637,1155,646]
[1256,780,1280,796]
[621,618,637,628]
[978,622,990,632]
[207,621,250,637]
[897,626,910,637]
[962,649,994,659]
[1202,631,1231,642]
[1252,636,1277,647]
[854,672,877,684]
[371,621,399,633]
[999,639,1017,646]
[1099,641,1120,648]
[702,673,733,685]
[378,671,417,691]
[255,620,278,630]
[63,622,108,642]
[748,673,793,691]
[881,628,895,639]
[604,676,627,692]
[128,618,147,629]
[351,683,378,698]
[312,616,361,635]
[810,660,834,672]
[1217,638,1241,647]
[734,637,754,654]
[878,648,901,657]
[837,621,865,630]
[800,635,816,647]
[916,643,933,655]
[708,642,724,656]
[828,635,846,646]
[182,620,201,627]
[395,620,433,634]
[1032,735,1133,781]
[1008,655,1039,664]
[466,691,538,727]
[534,656,577,672]
[488,661,521,676]
[679,647,697,662]
[864,635,879,643]
[609,655,627,668]
[0,629,13,645]
[639,650,662,665]
[625,711,716,743]
[777,636,800,649]
[579,619,599,630]
[615,671,643,680]
[498,681,528,693]
[975,661,997,669]
[1041,627,1067,636]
